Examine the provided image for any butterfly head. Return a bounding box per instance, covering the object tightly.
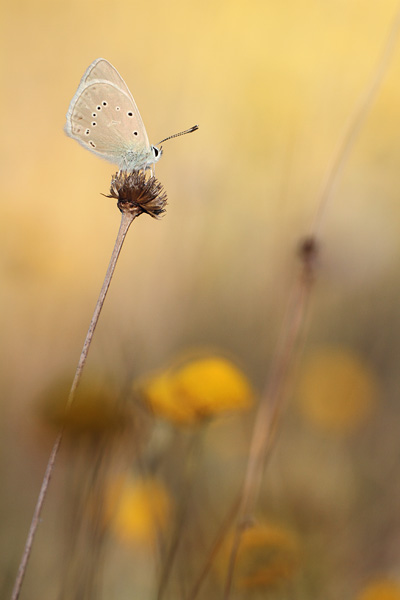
[151,145,163,163]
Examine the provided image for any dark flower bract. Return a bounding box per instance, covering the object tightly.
[106,171,168,218]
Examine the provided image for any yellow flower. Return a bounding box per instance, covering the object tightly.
[356,579,400,600]
[219,523,300,590]
[140,356,253,425]
[297,347,378,433]
[39,376,127,438]
[105,476,171,548]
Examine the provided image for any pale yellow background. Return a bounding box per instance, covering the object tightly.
[2,1,400,598]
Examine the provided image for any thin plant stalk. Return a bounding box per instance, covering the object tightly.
[223,255,314,600]
[186,494,241,600]
[312,2,400,237]
[157,431,203,600]
[222,4,400,599]
[11,210,136,600]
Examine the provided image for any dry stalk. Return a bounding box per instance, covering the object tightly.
[10,172,167,600]
[222,5,400,598]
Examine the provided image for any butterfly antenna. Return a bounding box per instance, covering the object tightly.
[157,125,199,145]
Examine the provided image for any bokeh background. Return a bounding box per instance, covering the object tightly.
[2,0,400,599]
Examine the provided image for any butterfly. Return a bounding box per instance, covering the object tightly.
[65,58,198,173]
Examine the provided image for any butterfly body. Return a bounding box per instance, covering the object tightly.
[65,58,161,172]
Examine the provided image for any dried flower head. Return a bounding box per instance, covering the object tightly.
[39,377,129,440]
[106,170,168,218]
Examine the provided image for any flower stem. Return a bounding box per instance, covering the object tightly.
[223,262,313,600]
[223,3,400,598]
[312,1,400,237]
[66,210,135,410]
[11,210,136,600]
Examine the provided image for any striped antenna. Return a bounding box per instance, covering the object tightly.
[157,125,199,145]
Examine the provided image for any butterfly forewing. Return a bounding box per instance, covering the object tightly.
[66,81,150,167]
[80,59,150,150]
[81,58,133,98]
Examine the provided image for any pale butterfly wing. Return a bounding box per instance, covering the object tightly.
[65,58,156,171]
[68,58,149,147]
[81,58,134,100]
[81,58,144,132]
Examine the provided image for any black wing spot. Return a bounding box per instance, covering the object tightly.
[102,101,108,106]
[92,112,97,118]
[89,141,96,148]
[133,130,138,136]
[96,105,101,111]
[85,129,90,135]
[127,111,133,117]
[116,106,120,111]
[92,122,97,126]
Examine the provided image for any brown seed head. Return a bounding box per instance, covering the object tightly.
[298,235,319,277]
[106,171,168,218]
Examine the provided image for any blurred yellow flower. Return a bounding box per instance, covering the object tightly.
[140,356,253,425]
[105,476,171,548]
[297,347,378,433]
[40,377,127,438]
[356,579,400,600]
[219,523,300,590]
